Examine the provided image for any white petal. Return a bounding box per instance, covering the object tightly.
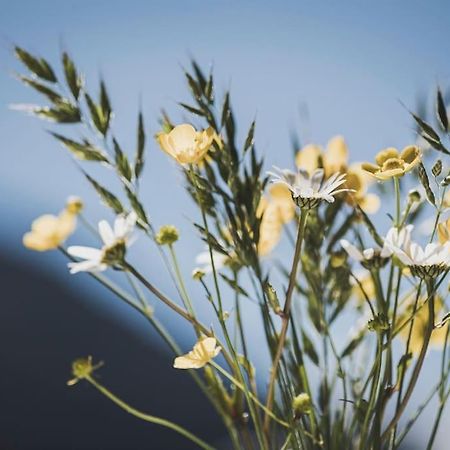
[340,239,363,261]
[363,248,375,260]
[67,245,102,260]
[98,220,115,245]
[68,260,105,274]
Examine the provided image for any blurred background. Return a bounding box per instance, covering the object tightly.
[1,1,450,448]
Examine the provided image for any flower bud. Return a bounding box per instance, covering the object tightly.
[155,225,179,245]
[408,189,422,203]
[66,196,84,214]
[192,268,206,281]
[368,313,390,332]
[292,393,312,415]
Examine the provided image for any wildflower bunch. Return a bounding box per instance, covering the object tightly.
[15,46,450,450]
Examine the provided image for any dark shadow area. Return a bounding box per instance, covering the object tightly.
[0,254,225,450]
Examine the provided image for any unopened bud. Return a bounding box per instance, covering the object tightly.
[66,196,84,214]
[192,268,206,281]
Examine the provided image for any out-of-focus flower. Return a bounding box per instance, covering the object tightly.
[23,209,77,251]
[352,270,376,306]
[268,167,353,209]
[173,336,221,369]
[195,247,230,274]
[295,136,348,177]
[157,124,215,164]
[155,225,179,246]
[362,146,421,181]
[344,164,380,214]
[67,211,136,273]
[257,184,295,256]
[437,218,450,244]
[396,296,448,355]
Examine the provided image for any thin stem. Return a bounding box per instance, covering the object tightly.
[209,361,289,428]
[381,280,435,442]
[85,375,215,450]
[264,209,308,433]
[168,244,196,318]
[394,177,401,227]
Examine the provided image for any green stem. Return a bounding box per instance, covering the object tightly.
[168,244,197,319]
[85,375,215,450]
[209,361,289,428]
[394,177,401,228]
[381,281,435,442]
[263,209,308,433]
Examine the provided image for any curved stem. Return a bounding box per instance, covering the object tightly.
[381,281,435,442]
[85,375,215,450]
[263,209,308,433]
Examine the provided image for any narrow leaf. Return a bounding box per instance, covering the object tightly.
[15,46,57,82]
[134,111,146,179]
[84,173,124,214]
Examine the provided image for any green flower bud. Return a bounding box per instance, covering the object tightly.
[408,189,422,203]
[155,225,179,245]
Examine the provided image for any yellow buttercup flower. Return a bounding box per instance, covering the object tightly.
[437,218,450,244]
[173,336,221,369]
[157,123,215,165]
[361,146,421,181]
[345,164,380,214]
[295,136,348,177]
[257,184,295,256]
[396,296,448,355]
[23,210,76,251]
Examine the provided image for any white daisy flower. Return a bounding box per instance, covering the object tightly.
[67,211,137,274]
[384,225,450,278]
[340,225,413,269]
[268,167,353,209]
[195,248,228,274]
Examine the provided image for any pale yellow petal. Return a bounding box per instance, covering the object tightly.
[23,232,54,251]
[31,214,59,235]
[169,124,197,150]
[295,144,322,174]
[173,355,206,369]
[358,193,380,214]
[324,135,348,174]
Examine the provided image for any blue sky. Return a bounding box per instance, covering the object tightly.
[2,1,450,447]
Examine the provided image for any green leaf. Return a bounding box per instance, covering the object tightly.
[113,138,132,182]
[15,46,57,82]
[421,134,450,155]
[179,102,205,116]
[243,121,255,153]
[34,105,81,123]
[411,112,440,142]
[418,162,436,206]
[84,173,124,214]
[436,87,448,132]
[19,76,63,103]
[124,186,149,226]
[221,92,230,128]
[62,52,82,99]
[134,111,146,179]
[51,132,108,162]
[85,93,107,135]
[99,80,112,130]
